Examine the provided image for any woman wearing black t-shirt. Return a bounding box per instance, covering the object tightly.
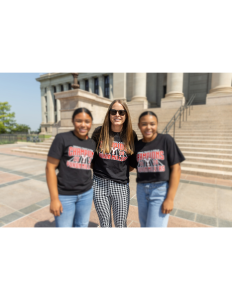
[46,108,96,227]
[129,111,185,227]
[91,100,138,227]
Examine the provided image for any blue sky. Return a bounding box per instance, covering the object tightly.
[0,73,42,131]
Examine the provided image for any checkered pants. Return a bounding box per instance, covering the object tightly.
[93,174,130,227]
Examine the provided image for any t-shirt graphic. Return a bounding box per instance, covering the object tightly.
[66,146,94,170]
[137,149,165,173]
[98,141,128,162]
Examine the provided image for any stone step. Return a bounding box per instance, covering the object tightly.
[173,127,232,130]
[22,146,50,151]
[180,146,232,154]
[173,131,232,134]
[12,148,47,156]
[173,136,232,140]
[182,161,232,172]
[182,151,232,159]
[184,156,232,165]
[177,142,232,149]
[181,166,232,180]
[26,144,51,149]
[176,124,232,131]
[175,139,232,143]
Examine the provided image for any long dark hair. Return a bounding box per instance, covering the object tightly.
[72,107,93,121]
[97,100,134,155]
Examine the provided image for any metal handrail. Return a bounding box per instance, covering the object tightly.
[161,94,196,140]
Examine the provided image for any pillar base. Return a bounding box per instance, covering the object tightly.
[129,96,148,110]
[161,96,185,108]
[206,90,232,105]
[53,89,112,136]
[209,86,232,94]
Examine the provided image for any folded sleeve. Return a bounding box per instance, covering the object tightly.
[166,135,185,166]
[48,134,64,160]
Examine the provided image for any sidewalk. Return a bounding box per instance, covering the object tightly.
[0,144,232,228]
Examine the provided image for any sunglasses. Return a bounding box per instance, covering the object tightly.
[110,109,126,116]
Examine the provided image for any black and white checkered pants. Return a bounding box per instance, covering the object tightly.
[93,174,130,228]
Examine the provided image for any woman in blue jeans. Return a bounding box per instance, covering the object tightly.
[129,111,185,227]
[46,108,96,227]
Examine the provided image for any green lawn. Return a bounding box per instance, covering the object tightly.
[0,140,16,145]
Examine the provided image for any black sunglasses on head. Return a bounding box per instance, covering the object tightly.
[110,109,126,116]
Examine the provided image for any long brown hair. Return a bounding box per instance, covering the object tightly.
[97,100,135,155]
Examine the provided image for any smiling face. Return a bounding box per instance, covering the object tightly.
[109,102,127,129]
[72,112,92,139]
[138,114,158,142]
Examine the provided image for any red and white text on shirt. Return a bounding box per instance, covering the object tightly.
[99,141,128,161]
[137,150,165,173]
[137,150,164,161]
[68,147,93,158]
[67,146,94,170]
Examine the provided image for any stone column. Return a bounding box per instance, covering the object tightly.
[206,73,232,105]
[109,74,113,99]
[63,83,69,91]
[80,80,85,90]
[89,77,94,93]
[40,87,46,124]
[47,86,54,123]
[210,73,232,93]
[99,76,104,97]
[113,73,127,101]
[131,73,147,101]
[161,73,185,108]
[56,85,61,121]
[146,73,158,107]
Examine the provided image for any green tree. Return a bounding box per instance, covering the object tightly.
[0,102,17,133]
[0,121,6,134]
[11,124,31,133]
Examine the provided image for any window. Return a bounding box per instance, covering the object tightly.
[104,75,109,98]
[68,83,71,90]
[163,85,167,98]
[85,80,89,91]
[45,96,47,112]
[53,87,57,111]
[94,78,99,94]
[45,87,47,93]
[46,115,48,123]
[60,85,64,92]
[55,114,57,123]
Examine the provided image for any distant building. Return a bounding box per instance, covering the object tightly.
[36,73,232,134]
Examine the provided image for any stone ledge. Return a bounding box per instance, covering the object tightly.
[206,92,232,105]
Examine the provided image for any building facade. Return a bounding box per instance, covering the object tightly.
[36,73,232,134]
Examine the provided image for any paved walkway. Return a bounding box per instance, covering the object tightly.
[0,144,232,228]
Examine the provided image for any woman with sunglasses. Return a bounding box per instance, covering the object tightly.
[91,100,138,227]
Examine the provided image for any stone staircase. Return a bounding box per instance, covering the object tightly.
[168,104,232,180]
[12,137,55,156]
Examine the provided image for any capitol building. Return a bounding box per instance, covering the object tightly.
[36,73,232,134]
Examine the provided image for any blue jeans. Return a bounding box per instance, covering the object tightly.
[55,188,93,227]
[137,182,169,227]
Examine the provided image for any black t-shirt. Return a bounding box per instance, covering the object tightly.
[129,133,185,183]
[91,127,138,184]
[48,131,96,195]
